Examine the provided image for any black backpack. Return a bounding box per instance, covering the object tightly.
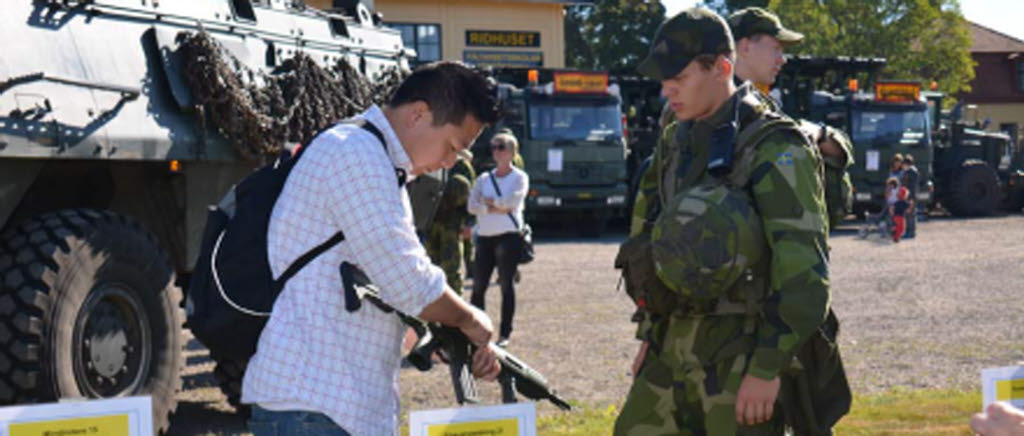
[186,120,389,362]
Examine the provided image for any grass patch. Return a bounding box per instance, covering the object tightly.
[836,388,979,435]
[403,388,981,435]
[537,403,618,436]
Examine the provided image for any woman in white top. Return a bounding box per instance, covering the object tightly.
[467,131,529,347]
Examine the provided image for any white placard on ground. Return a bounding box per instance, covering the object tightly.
[410,402,536,436]
[547,149,563,172]
[0,396,152,436]
[983,365,1024,409]
[866,150,880,171]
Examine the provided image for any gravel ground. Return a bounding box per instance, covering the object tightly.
[167,214,1024,435]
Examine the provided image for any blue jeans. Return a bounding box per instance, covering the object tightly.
[247,406,352,436]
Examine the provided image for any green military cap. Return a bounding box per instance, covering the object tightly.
[636,7,734,81]
[728,7,804,45]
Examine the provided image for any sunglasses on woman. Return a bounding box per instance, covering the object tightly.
[491,143,509,151]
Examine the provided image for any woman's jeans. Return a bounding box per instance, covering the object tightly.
[248,406,352,436]
[470,232,520,339]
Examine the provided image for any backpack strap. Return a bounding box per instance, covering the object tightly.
[488,170,522,230]
[272,118,400,289]
[347,118,407,187]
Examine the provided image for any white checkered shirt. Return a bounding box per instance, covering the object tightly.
[241,105,446,435]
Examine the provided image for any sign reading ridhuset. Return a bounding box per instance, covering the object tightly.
[466,30,541,47]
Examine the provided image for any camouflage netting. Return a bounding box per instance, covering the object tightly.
[176,31,406,161]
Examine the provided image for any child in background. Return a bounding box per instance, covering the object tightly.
[891,186,910,242]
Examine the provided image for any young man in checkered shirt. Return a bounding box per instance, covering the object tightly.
[242,62,503,435]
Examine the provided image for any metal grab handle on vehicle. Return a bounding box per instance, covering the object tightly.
[0,72,140,99]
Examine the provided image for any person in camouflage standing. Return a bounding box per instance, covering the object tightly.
[729,7,855,231]
[426,154,476,294]
[615,7,830,435]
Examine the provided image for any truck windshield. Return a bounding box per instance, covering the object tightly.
[852,110,928,145]
[528,100,623,142]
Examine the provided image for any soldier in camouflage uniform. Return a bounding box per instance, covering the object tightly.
[615,8,830,435]
[729,7,855,230]
[426,155,476,294]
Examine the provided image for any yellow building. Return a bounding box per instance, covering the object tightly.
[308,0,590,69]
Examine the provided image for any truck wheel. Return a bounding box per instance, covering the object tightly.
[945,161,1000,217]
[211,353,248,413]
[0,210,184,434]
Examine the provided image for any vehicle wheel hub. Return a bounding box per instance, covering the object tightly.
[74,285,151,397]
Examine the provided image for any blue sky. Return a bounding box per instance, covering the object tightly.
[661,0,1024,43]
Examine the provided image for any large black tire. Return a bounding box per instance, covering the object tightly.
[0,209,184,434]
[945,161,1001,217]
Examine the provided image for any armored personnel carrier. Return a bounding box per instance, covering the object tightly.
[0,0,410,432]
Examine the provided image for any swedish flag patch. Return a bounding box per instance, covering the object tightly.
[776,151,794,166]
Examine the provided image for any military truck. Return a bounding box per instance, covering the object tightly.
[611,74,663,219]
[922,92,1024,215]
[776,56,934,216]
[470,68,629,235]
[0,0,409,432]
[776,56,1024,217]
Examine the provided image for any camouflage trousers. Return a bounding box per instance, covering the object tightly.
[425,222,464,293]
[463,236,474,280]
[615,314,784,436]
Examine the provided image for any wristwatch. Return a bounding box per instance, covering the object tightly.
[817,123,828,145]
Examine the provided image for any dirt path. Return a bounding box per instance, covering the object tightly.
[169,215,1024,434]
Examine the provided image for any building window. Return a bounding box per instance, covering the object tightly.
[1018,60,1024,93]
[386,23,441,66]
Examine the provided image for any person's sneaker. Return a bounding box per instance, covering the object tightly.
[496,337,510,348]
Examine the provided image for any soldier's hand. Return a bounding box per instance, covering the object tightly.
[735,374,780,426]
[631,341,649,378]
[471,345,501,382]
[970,402,1024,436]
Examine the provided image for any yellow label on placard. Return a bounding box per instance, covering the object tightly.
[996,379,1024,401]
[10,414,129,436]
[427,417,519,436]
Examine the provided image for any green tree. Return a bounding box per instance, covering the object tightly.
[764,0,975,96]
[703,0,769,15]
[564,0,666,72]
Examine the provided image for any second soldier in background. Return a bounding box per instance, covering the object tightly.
[427,153,477,294]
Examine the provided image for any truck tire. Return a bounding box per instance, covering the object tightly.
[945,161,1000,217]
[0,209,184,434]
[211,353,248,413]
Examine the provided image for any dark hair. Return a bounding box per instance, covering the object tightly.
[389,61,500,126]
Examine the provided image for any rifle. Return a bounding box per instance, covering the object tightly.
[341,263,571,411]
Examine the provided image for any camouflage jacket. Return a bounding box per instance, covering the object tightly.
[433,158,476,228]
[630,84,830,380]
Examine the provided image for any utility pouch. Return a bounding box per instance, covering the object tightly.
[614,231,678,316]
[779,309,851,435]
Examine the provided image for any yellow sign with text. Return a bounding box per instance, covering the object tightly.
[996,379,1024,401]
[874,82,920,103]
[553,72,608,94]
[427,417,519,436]
[10,413,129,436]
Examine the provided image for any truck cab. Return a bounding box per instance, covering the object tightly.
[474,68,629,234]
[839,83,934,213]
